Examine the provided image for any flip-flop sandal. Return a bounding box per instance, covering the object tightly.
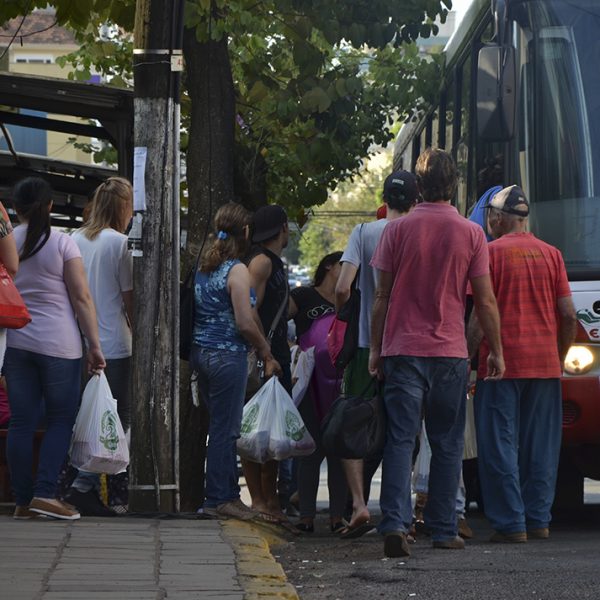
[254,512,300,535]
[340,522,375,539]
[254,512,280,524]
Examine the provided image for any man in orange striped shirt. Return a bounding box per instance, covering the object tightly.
[468,185,577,543]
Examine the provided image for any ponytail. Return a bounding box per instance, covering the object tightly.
[12,177,52,261]
[200,203,251,272]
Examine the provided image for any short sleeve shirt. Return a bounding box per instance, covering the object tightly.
[8,226,83,359]
[290,286,335,338]
[477,232,571,379]
[341,219,388,348]
[72,228,133,359]
[371,202,489,358]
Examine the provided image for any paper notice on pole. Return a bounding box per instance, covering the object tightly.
[133,147,147,211]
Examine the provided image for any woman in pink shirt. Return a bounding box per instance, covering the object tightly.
[5,177,105,521]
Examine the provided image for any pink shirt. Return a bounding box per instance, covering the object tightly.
[7,226,83,359]
[371,202,489,358]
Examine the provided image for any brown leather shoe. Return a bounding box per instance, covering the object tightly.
[490,530,527,543]
[458,517,473,539]
[433,535,465,549]
[528,527,549,539]
[13,506,39,520]
[384,531,411,558]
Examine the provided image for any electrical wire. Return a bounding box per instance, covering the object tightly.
[0,19,57,38]
[0,0,34,61]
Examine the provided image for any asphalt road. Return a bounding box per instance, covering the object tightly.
[275,507,600,600]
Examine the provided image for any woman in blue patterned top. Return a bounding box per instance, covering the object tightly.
[192,202,281,521]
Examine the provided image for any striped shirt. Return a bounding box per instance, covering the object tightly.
[477,232,571,379]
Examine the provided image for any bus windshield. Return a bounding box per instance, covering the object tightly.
[512,0,600,279]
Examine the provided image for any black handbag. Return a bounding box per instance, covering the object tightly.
[179,254,201,361]
[321,379,386,459]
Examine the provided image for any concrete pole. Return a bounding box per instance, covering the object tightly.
[129,0,184,512]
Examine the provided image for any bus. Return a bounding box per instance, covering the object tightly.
[394,0,600,505]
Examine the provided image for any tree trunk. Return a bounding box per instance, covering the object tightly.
[177,27,236,511]
[129,0,183,512]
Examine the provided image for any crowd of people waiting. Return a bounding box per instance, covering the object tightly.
[1,147,577,559]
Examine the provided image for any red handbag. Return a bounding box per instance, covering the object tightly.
[0,264,31,329]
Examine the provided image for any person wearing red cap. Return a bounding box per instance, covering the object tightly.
[468,185,577,543]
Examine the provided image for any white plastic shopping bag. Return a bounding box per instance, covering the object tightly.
[70,372,130,474]
[412,423,431,494]
[291,346,315,407]
[237,376,316,463]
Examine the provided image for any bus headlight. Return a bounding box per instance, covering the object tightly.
[563,346,594,375]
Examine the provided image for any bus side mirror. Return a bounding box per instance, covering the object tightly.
[476,45,516,141]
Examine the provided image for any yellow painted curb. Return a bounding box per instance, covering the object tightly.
[221,520,300,600]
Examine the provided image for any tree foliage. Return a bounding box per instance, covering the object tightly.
[298,151,392,271]
[1,0,448,217]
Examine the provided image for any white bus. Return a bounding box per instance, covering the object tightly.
[394,0,600,506]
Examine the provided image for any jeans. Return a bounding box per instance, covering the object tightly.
[379,355,468,541]
[5,348,82,505]
[72,357,132,494]
[474,378,561,533]
[191,346,247,509]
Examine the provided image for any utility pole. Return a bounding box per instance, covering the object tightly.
[129,0,185,512]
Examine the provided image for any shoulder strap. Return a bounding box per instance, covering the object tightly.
[266,284,289,341]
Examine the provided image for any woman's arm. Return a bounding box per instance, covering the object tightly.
[64,257,106,373]
[0,232,18,278]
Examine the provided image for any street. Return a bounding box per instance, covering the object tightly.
[272,475,600,600]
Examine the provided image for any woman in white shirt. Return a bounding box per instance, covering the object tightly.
[66,177,133,517]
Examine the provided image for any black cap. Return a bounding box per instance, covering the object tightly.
[489,185,529,216]
[252,205,288,243]
[383,170,419,204]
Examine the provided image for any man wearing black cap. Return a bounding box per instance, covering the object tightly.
[334,169,418,538]
[468,185,577,543]
[242,204,292,525]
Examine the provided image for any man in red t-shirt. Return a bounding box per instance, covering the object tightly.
[369,149,504,558]
[468,185,577,543]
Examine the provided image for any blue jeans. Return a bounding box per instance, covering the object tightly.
[5,348,82,505]
[474,378,561,533]
[191,346,247,509]
[72,357,132,494]
[379,356,468,541]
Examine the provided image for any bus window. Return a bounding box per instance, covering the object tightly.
[420,127,428,153]
[445,92,454,153]
[512,0,600,278]
[431,111,440,148]
[456,58,473,214]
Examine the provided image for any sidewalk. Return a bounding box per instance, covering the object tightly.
[1,514,299,600]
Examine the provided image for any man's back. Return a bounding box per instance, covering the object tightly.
[371,202,488,359]
[478,232,571,379]
[341,219,388,348]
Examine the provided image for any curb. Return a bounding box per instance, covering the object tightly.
[221,519,299,600]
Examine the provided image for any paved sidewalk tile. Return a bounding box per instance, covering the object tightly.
[1,516,244,599]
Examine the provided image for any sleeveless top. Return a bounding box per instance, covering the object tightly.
[245,246,291,365]
[192,259,252,352]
